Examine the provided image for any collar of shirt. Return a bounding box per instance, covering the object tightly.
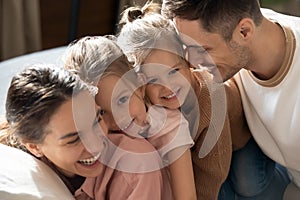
[74,177,96,199]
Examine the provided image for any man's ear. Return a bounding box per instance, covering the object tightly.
[24,142,44,157]
[233,18,255,41]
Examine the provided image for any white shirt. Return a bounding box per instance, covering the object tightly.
[234,9,300,186]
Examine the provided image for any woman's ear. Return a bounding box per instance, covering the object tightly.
[24,142,44,157]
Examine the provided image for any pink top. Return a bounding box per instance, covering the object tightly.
[147,106,194,166]
[74,134,173,200]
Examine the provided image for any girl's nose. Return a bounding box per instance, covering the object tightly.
[157,76,172,90]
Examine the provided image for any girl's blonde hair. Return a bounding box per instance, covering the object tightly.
[117,1,184,71]
[63,35,139,86]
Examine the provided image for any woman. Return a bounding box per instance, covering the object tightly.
[0,64,164,199]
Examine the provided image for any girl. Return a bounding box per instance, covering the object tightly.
[63,35,196,200]
[0,64,164,199]
[117,2,251,200]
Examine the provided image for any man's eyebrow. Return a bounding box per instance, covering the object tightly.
[59,132,79,140]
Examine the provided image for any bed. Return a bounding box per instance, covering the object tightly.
[0,47,75,199]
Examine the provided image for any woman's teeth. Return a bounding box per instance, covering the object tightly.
[78,152,101,165]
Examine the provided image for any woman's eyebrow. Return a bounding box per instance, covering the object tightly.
[59,132,79,140]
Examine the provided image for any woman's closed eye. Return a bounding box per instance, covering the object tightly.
[67,136,80,145]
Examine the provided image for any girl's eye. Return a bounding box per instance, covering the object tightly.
[168,68,180,75]
[93,114,103,127]
[147,78,158,84]
[67,136,80,145]
[100,109,106,116]
[97,115,103,122]
[118,96,129,105]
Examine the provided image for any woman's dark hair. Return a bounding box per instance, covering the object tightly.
[0,64,87,151]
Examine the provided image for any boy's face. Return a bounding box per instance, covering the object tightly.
[142,49,192,109]
[96,74,149,137]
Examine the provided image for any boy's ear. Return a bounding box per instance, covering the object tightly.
[23,142,44,157]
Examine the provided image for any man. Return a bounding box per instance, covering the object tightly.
[162,0,300,199]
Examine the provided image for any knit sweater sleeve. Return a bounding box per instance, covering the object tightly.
[191,71,232,200]
[224,77,251,151]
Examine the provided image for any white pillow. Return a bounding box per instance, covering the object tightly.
[0,144,74,200]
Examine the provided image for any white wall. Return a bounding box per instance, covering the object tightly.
[0,47,66,116]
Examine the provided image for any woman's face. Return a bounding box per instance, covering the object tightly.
[35,91,108,178]
[142,49,193,109]
[95,74,148,137]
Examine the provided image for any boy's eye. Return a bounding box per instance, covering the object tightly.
[118,96,129,105]
[147,78,158,84]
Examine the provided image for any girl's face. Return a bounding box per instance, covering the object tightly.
[95,74,148,137]
[28,91,108,178]
[142,49,193,109]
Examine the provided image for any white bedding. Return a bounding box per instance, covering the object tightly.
[0,47,75,199]
[0,46,66,115]
[0,144,74,200]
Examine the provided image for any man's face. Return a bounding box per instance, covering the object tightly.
[173,17,250,82]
